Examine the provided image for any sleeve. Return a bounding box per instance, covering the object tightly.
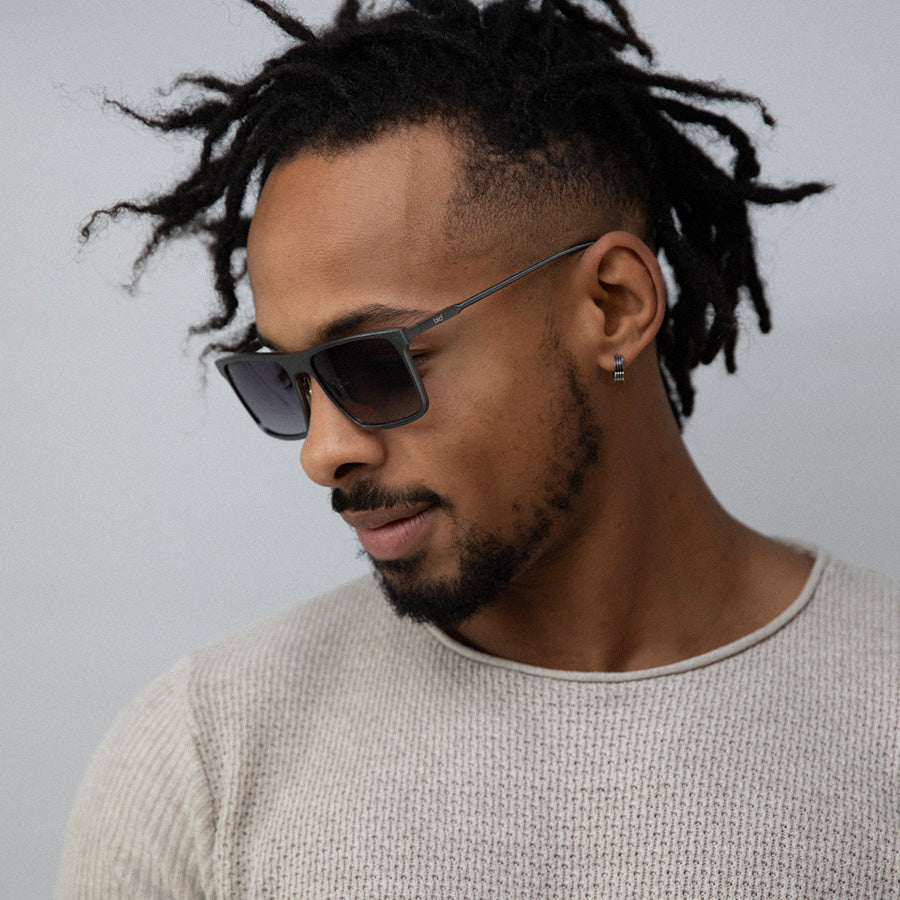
[55,657,217,899]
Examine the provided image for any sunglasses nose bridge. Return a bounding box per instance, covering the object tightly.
[277,356,314,424]
[296,370,311,397]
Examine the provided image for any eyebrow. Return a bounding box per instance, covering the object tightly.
[257,303,432,351]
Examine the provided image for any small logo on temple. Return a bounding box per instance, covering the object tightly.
[432,314,444,324]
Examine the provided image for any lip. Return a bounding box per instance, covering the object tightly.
[341,503,436,561]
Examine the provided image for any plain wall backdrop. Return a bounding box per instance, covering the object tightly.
[1,0,897,895]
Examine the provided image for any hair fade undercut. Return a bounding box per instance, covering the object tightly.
[83,0,828,422]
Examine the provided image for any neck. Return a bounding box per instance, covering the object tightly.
[450,376,812,672]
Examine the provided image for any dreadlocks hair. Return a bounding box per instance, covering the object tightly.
[82,0,828,423]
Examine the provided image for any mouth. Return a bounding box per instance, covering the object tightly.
[340,503,436,561]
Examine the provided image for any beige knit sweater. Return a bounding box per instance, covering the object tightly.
[57,550,899,898]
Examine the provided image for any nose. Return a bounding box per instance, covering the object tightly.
[300,381,387,487]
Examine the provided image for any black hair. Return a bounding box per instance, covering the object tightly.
[83,0,828,422]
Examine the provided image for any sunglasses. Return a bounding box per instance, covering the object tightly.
[215,241,593,439]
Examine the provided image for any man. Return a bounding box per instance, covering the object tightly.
[58,0,898,896]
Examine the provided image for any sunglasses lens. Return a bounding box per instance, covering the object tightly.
[223,359,309,438]
[313,336,422,425]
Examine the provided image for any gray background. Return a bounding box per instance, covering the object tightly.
[2,0,897,895]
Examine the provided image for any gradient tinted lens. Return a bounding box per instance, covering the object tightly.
[224,359,308,438]
[313,336,421,425]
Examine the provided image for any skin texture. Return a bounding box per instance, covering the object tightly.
[247,123,813,672]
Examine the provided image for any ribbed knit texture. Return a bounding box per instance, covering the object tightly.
[57,550,900,898]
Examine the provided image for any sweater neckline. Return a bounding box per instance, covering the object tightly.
[423,545,826,683]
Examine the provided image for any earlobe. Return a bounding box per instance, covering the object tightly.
[574,231,667,376]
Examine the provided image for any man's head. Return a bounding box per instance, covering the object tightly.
[243,122,653,627]
[85,0,827,423]
[84,0,829,627]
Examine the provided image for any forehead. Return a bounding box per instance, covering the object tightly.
[247,125,480,348]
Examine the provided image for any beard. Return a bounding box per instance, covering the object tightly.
[332,352,602,631]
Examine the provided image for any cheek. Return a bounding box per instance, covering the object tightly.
[416,336,560,497]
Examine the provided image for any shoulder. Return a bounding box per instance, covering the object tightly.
[56,575,408,898]
[180,573,431,770]
[785,551,900,728]
[806,552,900,655]
[56,649,214,897]
[182,573,407,712]
[147,574,418,772]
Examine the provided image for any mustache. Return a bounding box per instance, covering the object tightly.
[331,478,449,515]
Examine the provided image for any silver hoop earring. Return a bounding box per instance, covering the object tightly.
[613,354,625,383]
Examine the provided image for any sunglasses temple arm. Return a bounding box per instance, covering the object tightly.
[403,241,594,340]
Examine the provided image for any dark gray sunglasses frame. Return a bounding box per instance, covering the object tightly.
[216,240,594,439]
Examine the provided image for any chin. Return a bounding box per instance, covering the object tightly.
[369,534,525,630]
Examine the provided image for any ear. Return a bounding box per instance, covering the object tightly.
[570,231,666,376]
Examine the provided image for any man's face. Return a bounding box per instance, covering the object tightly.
[247,125,604,628]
